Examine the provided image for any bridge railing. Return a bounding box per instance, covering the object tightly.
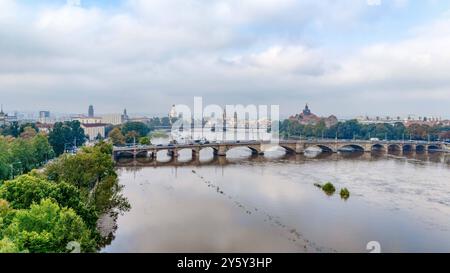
[113,139,446,151]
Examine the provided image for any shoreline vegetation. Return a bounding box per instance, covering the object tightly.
[0,136,130,253]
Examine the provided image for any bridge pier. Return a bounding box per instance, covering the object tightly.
[167,149,179,158]
[192,148,200,159]
[214,145,228,157]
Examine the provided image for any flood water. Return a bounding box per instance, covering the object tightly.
[102,145,450,253]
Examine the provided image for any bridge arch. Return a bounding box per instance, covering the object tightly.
[226,146,253,155]
[280,145,296,154]
[116,151,135,158]
[307,145,334,153]
[416,144,426,152]
[402,144,414,152]
[198,147,216,155]
[428,145,441,152]
[135,150,149,157]
[339,144,365,152]
[388,144,402,152]
[371,144,385,151]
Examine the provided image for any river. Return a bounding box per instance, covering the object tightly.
[102,141,450,253]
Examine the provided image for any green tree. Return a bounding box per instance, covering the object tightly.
[0,174,98,230]
[122,122,149,138]
[3,199,95,253]
[31,134,54,166]
[19,126,37,139]
[108,127,125,146]
[1,122,20,137]
[139,136,151,145]
[125,131,138,144]
[0,139,11,181]
[0,238,21,253]
[44,145,129,216]
[48,121,86,156]
[9,138,34,173]
[45,148,115,192]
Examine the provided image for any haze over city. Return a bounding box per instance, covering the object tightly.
[1,0,450,118]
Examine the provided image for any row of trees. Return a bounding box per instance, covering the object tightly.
[105,117,178,146]
[1,120,86,158]
[0,133,54,181]
[280,119,450,141]
[0,122,39,138]
[0,141,130,253]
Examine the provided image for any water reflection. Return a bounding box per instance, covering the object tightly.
[104,150,450,253]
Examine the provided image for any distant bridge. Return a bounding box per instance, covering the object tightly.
[112,139,449,160]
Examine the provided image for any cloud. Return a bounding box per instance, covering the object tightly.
[0,0,449,118]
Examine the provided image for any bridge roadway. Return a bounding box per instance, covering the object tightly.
[113,139,449,160]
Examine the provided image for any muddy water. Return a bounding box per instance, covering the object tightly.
[102,148,450,253]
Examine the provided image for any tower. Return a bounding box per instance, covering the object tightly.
[121,108,129,123]
[88,105,94,117]
[302,104,311,116]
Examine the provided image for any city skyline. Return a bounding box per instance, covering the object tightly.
[0,103,448,121]
[1,0,450,118]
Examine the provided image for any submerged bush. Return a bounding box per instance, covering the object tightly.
[322,183,336,196]
[340,188,350,200]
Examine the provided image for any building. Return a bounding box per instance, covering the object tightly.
[36,123,54,134]
[289,104,338,128]
[81,123,107,141]
[127,117,151,124]
[356,115,447,127]
[72,116,103,124]
[169,105,178,119]
[122,108,129,122]
[101,114,123,125]
[0,106,18,126]
[0,107,7,126]
[38,111,51,124]
[101,109,129,125]
[88,105,94,118]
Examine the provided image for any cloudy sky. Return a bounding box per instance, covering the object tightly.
[1,0,450,118]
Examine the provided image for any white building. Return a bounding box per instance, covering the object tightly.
[101,114,123,125]
[81,123,107,141]
[72,116,103,124]
[169,104,177,119]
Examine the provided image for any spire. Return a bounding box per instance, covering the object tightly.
[0,104,4,115]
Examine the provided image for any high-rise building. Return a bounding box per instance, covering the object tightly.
[39,111,50,118]
[38,111,51,124]
[88,105,94,117]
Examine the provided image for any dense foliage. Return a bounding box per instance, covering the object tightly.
[0,122,38,138]
[0,141,130,253]
[0,133,54,181]
[280,119,449,141]
[48,121,86,156]
[107,117,177,146]
[1,199,95,253]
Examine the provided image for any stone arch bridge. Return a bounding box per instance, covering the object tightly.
[113,140,448,160]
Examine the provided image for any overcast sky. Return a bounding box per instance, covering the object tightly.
[1,0,450,118]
